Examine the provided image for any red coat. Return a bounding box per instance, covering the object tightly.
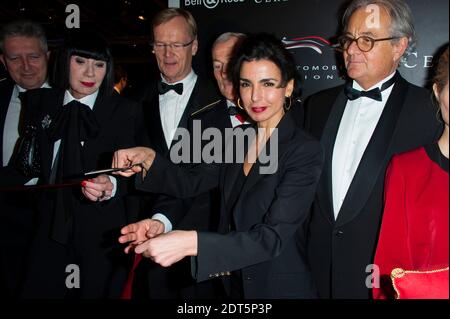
[373,145,449,299]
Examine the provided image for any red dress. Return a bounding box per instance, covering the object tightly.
[373,144,449,299]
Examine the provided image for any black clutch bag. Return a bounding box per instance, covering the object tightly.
[13,124,41,178]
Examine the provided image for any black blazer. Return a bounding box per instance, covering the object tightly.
[0,78,15,165]
[1,87,141,297]
[304,74,442,299]
[181,113,323,299]
[139,77,231,231]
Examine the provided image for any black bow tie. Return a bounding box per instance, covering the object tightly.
[157,81,183,95]
[345,72,398,102]
[18,91,26,103]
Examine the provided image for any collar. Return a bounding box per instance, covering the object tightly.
[226,99,236,108]
[15,81,51,94]
[353,71,396,91]
[63,90,98,110]
[160,70,197,88]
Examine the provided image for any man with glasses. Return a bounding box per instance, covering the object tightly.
[305,0,442,299]
[124,8,228,299]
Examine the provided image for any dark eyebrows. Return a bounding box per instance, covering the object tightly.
[239,77,278,82]
[260,78,277,83]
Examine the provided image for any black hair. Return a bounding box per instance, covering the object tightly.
[53,30,113,97]
[230,33,300,101]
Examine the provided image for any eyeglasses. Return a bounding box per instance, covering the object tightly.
[337,35,400,52]
[151,39,195,52]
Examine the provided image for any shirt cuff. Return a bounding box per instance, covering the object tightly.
[25,178,38,186]
[151,213,173,233]
[108,175,117,198]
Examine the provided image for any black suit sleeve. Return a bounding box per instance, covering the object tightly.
[135,153,221,198]
[194,140,324,282]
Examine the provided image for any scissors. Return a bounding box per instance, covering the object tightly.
[83,162,144,176]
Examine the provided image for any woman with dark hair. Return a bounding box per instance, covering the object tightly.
[111,33,324,299]
[373,47,449,299]
[1,30,140,298]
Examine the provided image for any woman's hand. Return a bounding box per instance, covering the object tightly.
[119,219,165,254]
[135,230,198,267]
[112,147,156,177]
[81,174,113,202]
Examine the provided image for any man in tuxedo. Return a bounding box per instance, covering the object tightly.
[305,0,442,299]
[0,19,50,297]
[210,32,249,126]
[128,9,234,299]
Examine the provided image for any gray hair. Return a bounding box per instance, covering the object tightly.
[342,0,417,57]
[0,19,48,54]
[212,32,246,49]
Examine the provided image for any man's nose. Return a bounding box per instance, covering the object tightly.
[21,57,31,71]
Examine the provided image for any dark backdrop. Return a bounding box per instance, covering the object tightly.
[173,0,449,99]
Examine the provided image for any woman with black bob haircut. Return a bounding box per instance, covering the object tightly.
[1,30,140,298]
[53,30,114,97]
[114,33,324,299]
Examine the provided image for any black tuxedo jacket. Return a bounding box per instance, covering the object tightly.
[0,78,38,297]
[304,75,442,299]
[0,78,15,165]
[1,87,141,297]
[139,78,231,230]
[131,77,232,298]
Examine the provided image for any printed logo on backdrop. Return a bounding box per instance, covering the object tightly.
[184,0,289,9]
[283,36,341,82]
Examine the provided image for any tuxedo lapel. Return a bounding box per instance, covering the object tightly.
[0,80,14,163]
[316,90,348,224]
[143,85,168,155]
[335,77,408,227]
[39,89,65,182]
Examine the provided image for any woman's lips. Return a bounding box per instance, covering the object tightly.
[251,107,267,113]
[81,82,95,87]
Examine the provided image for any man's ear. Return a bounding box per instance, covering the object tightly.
[46,51,51,61]
[393,37,408,62]
[191,39,198,56]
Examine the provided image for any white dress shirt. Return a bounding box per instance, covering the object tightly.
[332,72,396,219]
[159,70,197,148]
[3,82,50,166]
[227,99,251,127]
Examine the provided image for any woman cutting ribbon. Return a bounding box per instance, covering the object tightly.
[0,30,140,298]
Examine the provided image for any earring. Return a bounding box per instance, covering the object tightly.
[284,96,292,111]
[237,98,244,110]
